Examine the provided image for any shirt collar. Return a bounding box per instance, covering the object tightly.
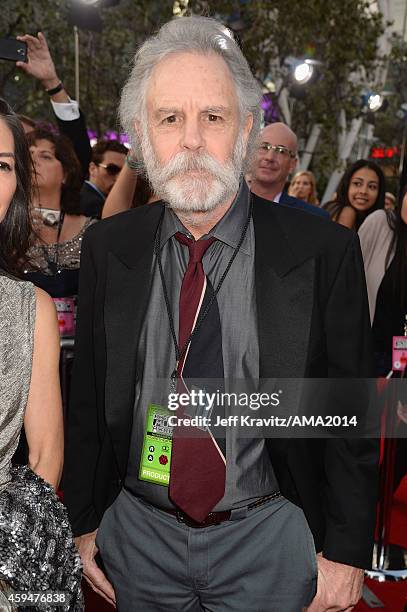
[85,180,106,201]
[160,179,252,256]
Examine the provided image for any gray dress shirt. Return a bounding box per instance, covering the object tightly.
[125,180,279,510]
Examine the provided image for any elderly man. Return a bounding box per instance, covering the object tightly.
[65,16,377,612]
[250,122,329,218]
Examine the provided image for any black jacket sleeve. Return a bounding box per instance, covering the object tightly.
[56,109,92,180]
[322,234,379,568]
[64,227,101,535]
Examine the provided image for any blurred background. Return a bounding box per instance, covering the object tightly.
[1,0,407,202]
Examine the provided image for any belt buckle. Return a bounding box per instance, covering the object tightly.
[176,510,201,528]
[176,510,218,528]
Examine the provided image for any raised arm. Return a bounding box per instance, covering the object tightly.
[24,288,63,490]
[102,158,138,218]
[16,32,91,176]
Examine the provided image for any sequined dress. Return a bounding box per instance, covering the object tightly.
[23,217,96,298]
[0,273,83,611]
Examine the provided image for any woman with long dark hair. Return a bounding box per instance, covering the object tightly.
[359,183,407,570]
[360,184,407,368]
[0,99,82,608]
[324,159,386,231]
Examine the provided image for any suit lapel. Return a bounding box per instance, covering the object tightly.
[253,197,314,379]
[104,205,163,476]
[103,197,316,473]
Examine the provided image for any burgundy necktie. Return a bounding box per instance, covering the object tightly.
[168,232,226,522]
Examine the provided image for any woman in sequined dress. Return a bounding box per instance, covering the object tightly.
[23,127,96,298]
[0,99,82,610]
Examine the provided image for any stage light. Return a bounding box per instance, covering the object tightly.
[361,91,390,115]
[66,0,120,31]
[367,93,384,112]
[284,56,321,88]
[396,103,407,120]
[293,62,314,85]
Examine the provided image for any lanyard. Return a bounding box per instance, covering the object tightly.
[42,211,65,275]
[154,195,253,391]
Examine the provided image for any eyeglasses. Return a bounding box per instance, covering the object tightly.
[97,162,122,176]
[258,143,297,159]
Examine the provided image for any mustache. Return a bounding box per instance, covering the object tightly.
[152,150,233,183]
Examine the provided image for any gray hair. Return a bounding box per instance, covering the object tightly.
[119,15,262,165]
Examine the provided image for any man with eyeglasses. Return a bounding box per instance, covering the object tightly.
[80,140,127,219]
[250,122,329,219]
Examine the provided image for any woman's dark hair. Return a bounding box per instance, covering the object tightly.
[386,182,407,305]
[324,159,386,230]
[0,98,32,275]
[27,127,83,215]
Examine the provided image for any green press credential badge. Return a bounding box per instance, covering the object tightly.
[139,404,173,486]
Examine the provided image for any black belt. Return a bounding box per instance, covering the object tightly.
[160,491,282,528]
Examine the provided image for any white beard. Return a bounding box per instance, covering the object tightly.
[141,128,244,213]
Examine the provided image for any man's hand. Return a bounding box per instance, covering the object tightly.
[75,530,116,607]
[305,553,364,611]
[16,32,60,91]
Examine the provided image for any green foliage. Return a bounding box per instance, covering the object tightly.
[1,0,386,184]
[199,0,384,184]
[0,0,174,131]
[374,34,407,149]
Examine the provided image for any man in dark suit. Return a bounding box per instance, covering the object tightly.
[65,16,377,612]
[249,122,330,219]
[79,140,127,219]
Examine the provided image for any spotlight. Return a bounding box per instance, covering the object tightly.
[66,0,120,31]
[397,103,407,120]
[284,56,321,87]
[293,62,314,85]
[361,91,389,114]
[367,94,384,112]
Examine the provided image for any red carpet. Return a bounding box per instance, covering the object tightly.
[390,476,407,549]
[355,578,407,611]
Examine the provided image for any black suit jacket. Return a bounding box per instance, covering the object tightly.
[79,182,105,219]
[64,195,378,568]
[56,110,92,180]
[279,191,330,219]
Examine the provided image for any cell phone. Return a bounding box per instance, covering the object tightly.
[0,38,27,63]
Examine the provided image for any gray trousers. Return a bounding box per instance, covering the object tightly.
[96,489,318,612]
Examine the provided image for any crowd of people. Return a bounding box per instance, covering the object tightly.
[0,14,406,612]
